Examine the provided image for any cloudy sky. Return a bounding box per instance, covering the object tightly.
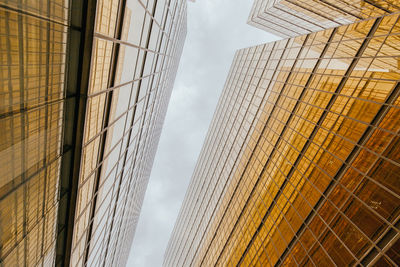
[127,1,278,266]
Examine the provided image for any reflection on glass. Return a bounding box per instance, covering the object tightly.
[248,0,400,38]
[165,11,400,267]
[0,0,68,265]
[69,0,187,266]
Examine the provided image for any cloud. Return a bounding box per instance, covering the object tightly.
[126,0,278,266]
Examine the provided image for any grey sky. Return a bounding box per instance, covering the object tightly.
[126,1,278,266]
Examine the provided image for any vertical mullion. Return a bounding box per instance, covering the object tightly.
[40,0,51,262]
[17,6,28,266]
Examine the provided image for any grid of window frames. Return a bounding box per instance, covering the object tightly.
[248,0,400,38]
[0,0,68,265]
[69,0,186,266]
[164,13,400,267]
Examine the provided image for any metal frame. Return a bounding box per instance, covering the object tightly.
[55,0,97,265]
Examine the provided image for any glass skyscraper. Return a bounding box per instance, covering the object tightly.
[165,2,400,267]
[248,0,400,38]
[0,0,186,266]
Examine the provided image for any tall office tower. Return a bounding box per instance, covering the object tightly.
[0,0,186,266]
[248,0,400,38]
[165,9,400,267]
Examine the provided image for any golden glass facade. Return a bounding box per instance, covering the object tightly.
[248,0,400,38]
[0,0,68,265]
[0,0,186,266]
[165,11,400,267]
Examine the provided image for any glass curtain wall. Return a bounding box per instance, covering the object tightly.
[0,0,186,266]
[0,0,68,265]
[69,0,186,266]
[165,12,400,267]
[248,0,400,38]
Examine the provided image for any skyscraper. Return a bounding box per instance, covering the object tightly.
[0,0,186,266]
[248,0,400,38]
[165,3,400,267]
